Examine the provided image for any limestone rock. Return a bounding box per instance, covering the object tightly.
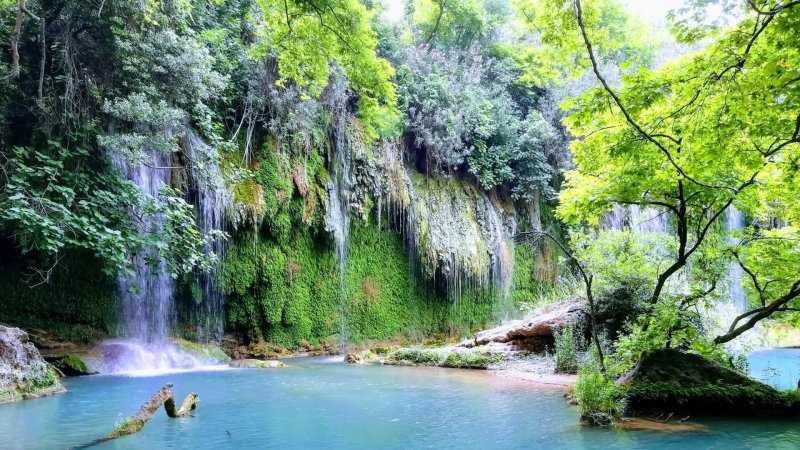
[344,353,362,364]
[474,301,586,347]
[0,325,65,404]
[229,359,285,369]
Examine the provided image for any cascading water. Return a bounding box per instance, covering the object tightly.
[602,204,668,233]
[378,140,517,323]
[107,151,205,374]
[103,129,230,375]
[185,129,232,342]
[116,151,175,344]
[725,207,747,313]
[324,76,352,351]
[478,194,516,321]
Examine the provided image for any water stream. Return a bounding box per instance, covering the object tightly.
[326,124,352,350]
[108,130,230,374]
[115,151,177,346]
[725,207,747,313]
[185,129,232,342]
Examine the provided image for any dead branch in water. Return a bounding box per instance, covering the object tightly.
[71,384,198,449]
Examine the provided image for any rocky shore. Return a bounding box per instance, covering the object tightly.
[0,325,65,404]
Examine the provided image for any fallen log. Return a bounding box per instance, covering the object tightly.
[72,383,197,449]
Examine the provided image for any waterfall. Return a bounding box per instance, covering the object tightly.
[325,113,352,350]
[479,193,516,321]
[378,140,517,318]
[185,129,232,342]
[725,207,747,312]
[103,129,230,374]
[108,151,202,374]
[602,204,668,233]
[116,151,175,344]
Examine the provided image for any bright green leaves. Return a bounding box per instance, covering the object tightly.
[513,0,655,79]
[558,2,800,229]
[411,0,508,49]
[554,1,800,344]
[0,143,219,279]
[251,0,398,140]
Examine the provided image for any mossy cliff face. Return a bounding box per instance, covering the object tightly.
[0,133,558,351]
[0,242,118,344]
[216,131,566,350]
[380,143,517,300]
[218,132,557,349]
[221,221,496,349]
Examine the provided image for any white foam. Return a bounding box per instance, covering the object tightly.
[96,339,228,376]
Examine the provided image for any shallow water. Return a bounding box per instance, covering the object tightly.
[1,357,799,450]
[748,348,800,391]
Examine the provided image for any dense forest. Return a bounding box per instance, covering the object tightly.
[1,0,800,435]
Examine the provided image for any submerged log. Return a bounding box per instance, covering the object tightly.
[73,384,197,448]
[106,383,198,439]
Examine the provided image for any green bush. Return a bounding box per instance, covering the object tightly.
[27,367,59,392]
[553,325,580,374]
[441,350,505,369]
[573,364,626,426]
[387,348,443,365]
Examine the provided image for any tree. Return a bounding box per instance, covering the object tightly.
[251,0,399,140]
[548,0,800,347]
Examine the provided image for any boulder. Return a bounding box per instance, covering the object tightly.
[229,359,285,369]
[474,301,587,351]
[345,350,377,364]
[619,348,800,418]
[48,353,97,376]
[345,353,362,364]
[0,325,65,404]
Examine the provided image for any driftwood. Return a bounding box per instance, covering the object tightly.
[73,384,198,449]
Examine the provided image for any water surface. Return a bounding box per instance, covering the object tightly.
[0,357,798,449]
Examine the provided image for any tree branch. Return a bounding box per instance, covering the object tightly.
[514,230,606,372]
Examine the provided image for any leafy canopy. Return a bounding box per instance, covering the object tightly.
[252,0,399,139]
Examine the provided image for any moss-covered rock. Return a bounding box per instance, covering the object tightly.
[383,347,505,370]
[618,348,800,418]
[345,350,376,364]
[172,339,231,362]
[49,354,96,376]
[229,359,285,368]
[384,348,444,366]
[0,325,65,404]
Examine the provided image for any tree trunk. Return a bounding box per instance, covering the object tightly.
[74,384,198,448]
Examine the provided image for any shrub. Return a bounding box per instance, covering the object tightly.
[573,364,626,426]
[553,325,580,374]
[387,348,443,365]
[441,350,505,369]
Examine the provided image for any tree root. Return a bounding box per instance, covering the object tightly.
[71,384,197,449]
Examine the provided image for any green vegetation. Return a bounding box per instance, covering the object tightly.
[573,363,626,426]
[0,248,117,343]
[51,355,92,376]
[619,349,799,418]
[1,0,799,430]
[386,348,444,365]
[441,350,505,369]
[25,366,59,393]
[223,217,497,349]
[553,325,581,374]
